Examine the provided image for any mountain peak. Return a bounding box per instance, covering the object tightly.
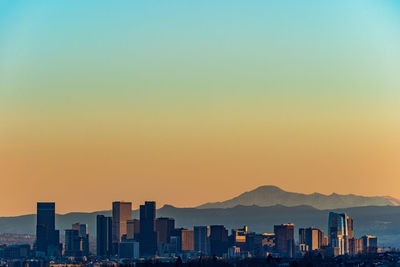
[253,185,283,192]
[197,185,397,210]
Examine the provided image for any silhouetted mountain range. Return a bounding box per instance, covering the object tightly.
[197,185,400,209]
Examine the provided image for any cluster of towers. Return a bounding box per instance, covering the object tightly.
[35,203,89,257]
[96,201,159,258]
[34,202,378,259]
[296,212,378,257]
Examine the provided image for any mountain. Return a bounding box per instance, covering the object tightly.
[2,205,400,247]
[197,185,399,210]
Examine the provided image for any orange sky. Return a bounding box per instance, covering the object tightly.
[1,0,400,216]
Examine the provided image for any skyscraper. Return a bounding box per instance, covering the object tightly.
[36,202,61,256]
[97,215,113,257]
[127,219,140,240]
[71,223,89,256]
[348,237,363,256]
[328,212,351,255]
[209,225,229,257]
[79,224,89,256]
[194,226,210,255]
[362,235,378,253]
[181,229,194,251]
[139,201,157,257]
[299,227,324,251]
[112,202,132,245]
[64,229,81,257]
[274,223,295,258]
[156,217,175,245]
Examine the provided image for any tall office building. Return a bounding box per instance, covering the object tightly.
[36,202,61,256]
[181,229,194,251]
[194,226,210,255]
[65,229,81,257]
[362,235,378,253]
[79,224,89,256]
[127,219,140,240]
[347,217,354,239]
[348,237,363,256]
[274,223,295,258]
[71,223,89,256]
[210,225,229,257]
[112,202,132,245]
[139,201,157,257]
[156,217,175,244]
[328,212,351,255]
[97,215,113,257]
[299,227,324,251]
[231,226,248,247]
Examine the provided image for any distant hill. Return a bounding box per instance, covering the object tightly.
[197,185,399,210]
[2,204,400,247]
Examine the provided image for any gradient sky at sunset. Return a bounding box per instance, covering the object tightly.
[1,0,400,216]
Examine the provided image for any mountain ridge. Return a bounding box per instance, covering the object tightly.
[197,185,399,210]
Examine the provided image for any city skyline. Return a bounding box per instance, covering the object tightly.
[33,201,379,259]
[1,0,400,216]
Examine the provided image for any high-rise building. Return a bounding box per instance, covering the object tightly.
[299,227,324,251]
[65,223,89,256]
[181,229,194,251]
[71,223,89,256]
[245,232,270,257]
[231,226,247,248]
[97,215,113,257]
[274,223,295,258]
[348,237,363,256]
[127,219,140,240]
[79,224,89,256]
[362,235,378,253]
[194,226,210,255]
[156,217,175,244]
[170,228,194,252]
[347,217,354,239]
[139,201,157,257]
[36,202,61,256]
[210,225,229,257]
[65,229,81,257]
[112,202,132,245]
[328,212,351,255]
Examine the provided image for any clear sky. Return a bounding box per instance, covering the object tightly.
[1,0,400,216]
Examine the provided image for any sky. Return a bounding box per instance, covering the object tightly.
[1,0,400,216]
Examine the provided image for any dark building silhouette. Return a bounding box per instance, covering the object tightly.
[97,215,113,257]
[274,223,295,257]
[194,226,210,255]
[72,223,89,256]
[80,224,89,256]
[156,217,175,245]
[36,202,60,256]
[0,244,31,259]
[139,201,157,257]
[64,229,81,257]
[362,235,378,253]
[210,225,228,257]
